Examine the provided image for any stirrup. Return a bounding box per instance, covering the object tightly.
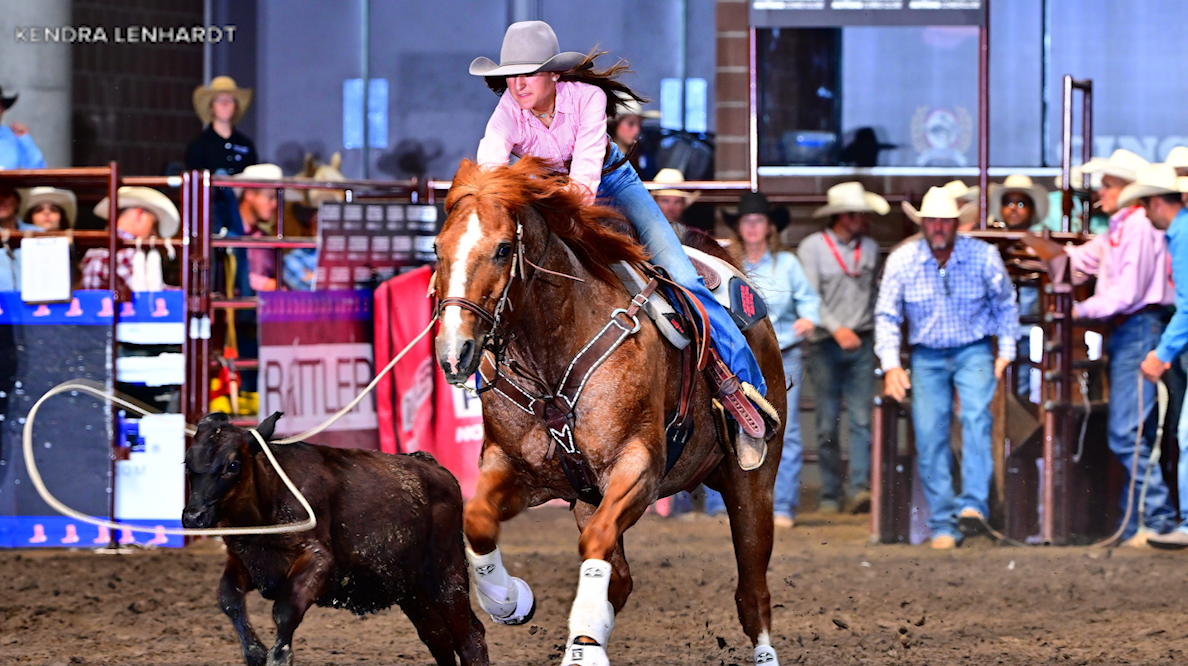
[704,353,777,441]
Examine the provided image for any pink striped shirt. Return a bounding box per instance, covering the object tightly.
[1066,205,1173,319]
[476,80,607,200]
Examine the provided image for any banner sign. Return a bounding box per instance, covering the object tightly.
[258,290,379,450]
[0,291,113,548]
[316,202,442,291]
[374,267,484,498]
[751,0,984,27]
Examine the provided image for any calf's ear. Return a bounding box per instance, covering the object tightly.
[256,411,284,442]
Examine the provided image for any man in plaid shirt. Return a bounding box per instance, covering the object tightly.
[875,186,1018,549]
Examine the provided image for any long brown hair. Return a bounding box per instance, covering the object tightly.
[484,49,648,119]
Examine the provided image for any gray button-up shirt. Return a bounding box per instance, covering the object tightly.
[797,227,879,342]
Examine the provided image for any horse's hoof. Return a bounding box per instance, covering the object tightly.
[736,433,767,471]
[560,642,609,666]
[491,576,536,626]
[754,644,779,665]
[265,644,293,666]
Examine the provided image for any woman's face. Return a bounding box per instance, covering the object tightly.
[615,114,641,146]
[30,203,63,231]
[211,93,237,124]
[506,72,557,113]
[738,213,770,247]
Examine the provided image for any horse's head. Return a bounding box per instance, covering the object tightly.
[433,160,523,384]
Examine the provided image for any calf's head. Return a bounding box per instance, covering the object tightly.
[181,411,282,528]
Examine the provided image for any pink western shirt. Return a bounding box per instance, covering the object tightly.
[1065,205,1173,319]
[476,80,607,201]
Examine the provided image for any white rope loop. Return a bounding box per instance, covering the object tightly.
[20,315,438,537]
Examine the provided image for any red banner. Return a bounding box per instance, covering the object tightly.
[375,267,483,498]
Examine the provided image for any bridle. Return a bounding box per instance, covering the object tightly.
[435,208,578,384]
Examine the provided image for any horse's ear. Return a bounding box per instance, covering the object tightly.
[330,151,342,171]
[256,412,283,442]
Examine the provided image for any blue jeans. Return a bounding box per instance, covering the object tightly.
[706,345,803,516]
[910,339,996,541]
[805,334,875,502]
[1106,310,1176,538]
[597,142,766,395]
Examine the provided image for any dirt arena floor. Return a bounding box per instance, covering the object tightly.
[0,507,1185,666]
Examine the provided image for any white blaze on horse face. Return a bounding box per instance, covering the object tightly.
[441,211,485,369]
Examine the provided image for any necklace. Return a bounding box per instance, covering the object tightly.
[534,101,555,122]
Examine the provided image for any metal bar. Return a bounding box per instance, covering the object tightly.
[1060,75,1073,234]
[977,8,990,230]
[275,187,285,290]
[1080,80,1093,232]
[106,161,120,549]
[210,299,258,310]
[181,170,193,426]
[748,26,759,192]
[870,397,887,541]
[198,171,212,418]
[212,238,317,249]
[361,0,371,179]
[1040,0,1050,166]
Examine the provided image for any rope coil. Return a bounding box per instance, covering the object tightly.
[20,315,438,537]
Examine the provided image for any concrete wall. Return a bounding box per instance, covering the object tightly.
[248,0,715,180]
[0,0,72,168]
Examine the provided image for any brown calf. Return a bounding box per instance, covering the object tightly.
[182,412,487,666]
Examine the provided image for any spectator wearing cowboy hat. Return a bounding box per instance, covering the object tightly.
[283,154,346,291]
[1022,149,1178,544]
[0,85,46,170]
[989,175,1048,231]
[609,98,658,168]
[798,182,888,514]
[0,186,40,291]
[20,187,76,232]
[1168,146,1188,178]
[989,174,1049,400]
[1123,164,1188,550]
[233,163,284,292]
[79,187,180,292]
[704,192,819,526]
[651,168,698,237]
[185,76,258,177]
[876,187,1018,549]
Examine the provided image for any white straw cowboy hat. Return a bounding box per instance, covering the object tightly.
[618,98,661,120]
[902,186,966,224]
[469,21,587,77]
[1081,148,1149,183]
[941,179,979,203]
[812,181,889,218]
[1167,146,1188,170]
[193,76,253,125]
[19,187,77,228]
[232,163,284,197]
[989,174,1049,223]
[652,168,700,202]
[94,186,181,238]
[1118,163,1187,208]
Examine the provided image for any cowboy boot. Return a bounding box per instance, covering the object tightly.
[704,351,780,471]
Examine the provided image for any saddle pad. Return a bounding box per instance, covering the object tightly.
[681,247,768,331]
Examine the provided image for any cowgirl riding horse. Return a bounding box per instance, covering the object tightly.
[435,21,785,666]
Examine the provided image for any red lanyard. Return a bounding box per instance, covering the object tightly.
[822,232,862,278]
[1108,206,1141,248]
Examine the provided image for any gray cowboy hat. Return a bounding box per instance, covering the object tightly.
[0,84,17,109]
[469,21,587,77]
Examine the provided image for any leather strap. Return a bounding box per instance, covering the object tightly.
[704,349,766,439]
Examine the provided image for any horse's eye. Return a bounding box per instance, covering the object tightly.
[495,243,511,260]
[227,460,239,473]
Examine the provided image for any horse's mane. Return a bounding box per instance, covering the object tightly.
[447,158,648,283]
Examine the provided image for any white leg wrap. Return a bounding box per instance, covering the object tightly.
[567,559,615,646]
[467,546,535,625]
[753,644,779,664]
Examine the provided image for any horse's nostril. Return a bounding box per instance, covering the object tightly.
[459,340,475,369]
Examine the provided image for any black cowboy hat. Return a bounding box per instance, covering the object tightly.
[724,191,790,232]
[0,85,17,110]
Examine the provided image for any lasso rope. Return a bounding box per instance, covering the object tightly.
[21,315,438,537]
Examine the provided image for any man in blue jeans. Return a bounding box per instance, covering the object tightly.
[1022,151,1178,545]
[799,182,888,514]
[876,187,1018,549]
[1128,164,1188,549]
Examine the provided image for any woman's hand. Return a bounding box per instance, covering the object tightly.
[793,318,815,337]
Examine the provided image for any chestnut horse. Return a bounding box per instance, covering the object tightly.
[433,157,786,666]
